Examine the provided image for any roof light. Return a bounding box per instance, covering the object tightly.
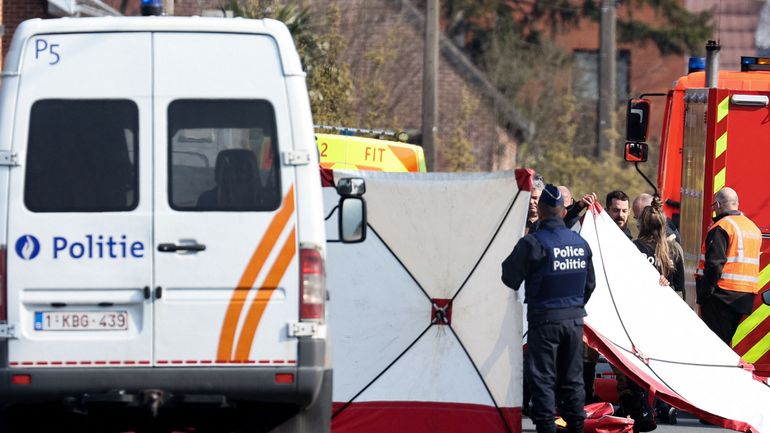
[141,0,162,16]
[741,56,770,71]
[688,57,705,73]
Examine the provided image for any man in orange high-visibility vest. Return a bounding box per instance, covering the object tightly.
[696,187,762,344]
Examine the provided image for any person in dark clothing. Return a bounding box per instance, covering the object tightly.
[502,184,596,433]
[526,177,545,234]
[560,190,600,402]
[606,190,632,239]
[634,197,685,296]
[619,197,685,430]
[563,192,597,229]
[522,176,546,413]
[696,187,761,344]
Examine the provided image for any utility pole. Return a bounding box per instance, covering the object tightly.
[598,0,616,158]
[422,0,439,171]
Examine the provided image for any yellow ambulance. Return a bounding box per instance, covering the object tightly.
[316,133,427,173]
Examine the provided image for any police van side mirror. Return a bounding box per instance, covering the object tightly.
[626,99,651,143]
[763,290,770,306]
[337,177,365,197]
[338,197,366,243]
[624,142,648,163]
[336,177,367,243]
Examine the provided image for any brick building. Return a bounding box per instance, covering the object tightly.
[7,1,761,170]
[686,0,766,70]
[0,0,530,171]
[312,0,530,171]
[552,0,768,147]
[550,3,690,147]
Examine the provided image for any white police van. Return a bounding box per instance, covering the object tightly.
[0,16,365,432]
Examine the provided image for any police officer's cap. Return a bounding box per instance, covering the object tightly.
[539,184,564,207]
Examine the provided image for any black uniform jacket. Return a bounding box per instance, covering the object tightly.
[501,217,597,323]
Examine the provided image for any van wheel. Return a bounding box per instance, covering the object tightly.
[235,370,332,433]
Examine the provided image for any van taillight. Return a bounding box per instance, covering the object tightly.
[0,246,6,321]
[300,247,325,322]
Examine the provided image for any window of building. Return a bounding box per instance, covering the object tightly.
[168,100,281,211]
[25,100,139,212]
[573,50,631,101]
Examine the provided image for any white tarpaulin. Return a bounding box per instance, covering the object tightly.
[323,170,531,433]
[582,205,770,433]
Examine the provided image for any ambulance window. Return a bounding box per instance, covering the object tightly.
[168,100,281,211]
[25,100,139,212]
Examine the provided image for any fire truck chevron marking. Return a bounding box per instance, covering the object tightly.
[717,96,729,122]
[714,168,727,194]
[742,333,770,364]
[217,186,295,361]
[732,264,770,347]
[713,95,729,196]
[715,131,728,158]
[733,305,770,347]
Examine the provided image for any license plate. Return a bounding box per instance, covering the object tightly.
[34,311,128,331]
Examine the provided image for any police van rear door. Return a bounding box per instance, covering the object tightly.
[6,32,154,366]
[152,32,299,366]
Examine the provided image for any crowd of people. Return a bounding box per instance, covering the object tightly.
[503,176,762,433]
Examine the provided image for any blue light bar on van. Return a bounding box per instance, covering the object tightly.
[741,56,770,72]
[688,57,705,73]
[141,0,162,16]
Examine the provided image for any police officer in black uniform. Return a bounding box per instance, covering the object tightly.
[502,184,596,433]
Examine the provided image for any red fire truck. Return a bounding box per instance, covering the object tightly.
[625,42,770,375]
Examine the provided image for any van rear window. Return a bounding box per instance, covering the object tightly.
[168,100,281,211]
[25,100,139,212]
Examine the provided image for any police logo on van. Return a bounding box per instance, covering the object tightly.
[15,235,41,260]
[14,234,145,261]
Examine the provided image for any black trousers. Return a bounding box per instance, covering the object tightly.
[700,295,742,345]
[527,319,586,433]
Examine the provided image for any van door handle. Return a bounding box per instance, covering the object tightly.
[157,243,206,253]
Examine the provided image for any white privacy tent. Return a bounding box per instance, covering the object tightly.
[581,205,770,433]
[323,170,531,433]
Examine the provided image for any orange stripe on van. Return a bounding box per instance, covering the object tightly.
[234,227,297,361]
[388,144,419,172]
[216,186,295,361]
[354,164,383,171]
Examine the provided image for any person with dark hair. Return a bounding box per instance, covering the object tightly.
[696,187,761,344]
[635,197,685,296]
[606,190,631,239]
[632,193,681,245]
[502,184,596,433]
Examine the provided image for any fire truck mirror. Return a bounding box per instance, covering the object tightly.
[762,290,770,306]
[626,99,651,142]
[624,142,648,163]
